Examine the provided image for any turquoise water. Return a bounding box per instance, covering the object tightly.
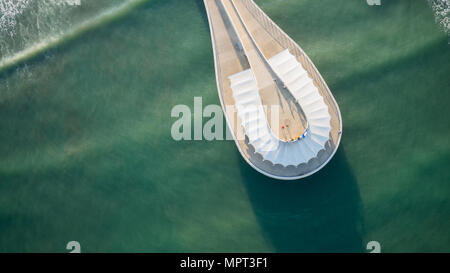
[0,0,449,252]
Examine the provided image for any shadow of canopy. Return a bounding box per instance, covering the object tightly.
[239,148,364,252]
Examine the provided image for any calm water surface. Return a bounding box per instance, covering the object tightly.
[0,0,449,252]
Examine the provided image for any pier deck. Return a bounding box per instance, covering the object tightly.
[204,0,342,179]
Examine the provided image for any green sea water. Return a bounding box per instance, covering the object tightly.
[0,0,449,252]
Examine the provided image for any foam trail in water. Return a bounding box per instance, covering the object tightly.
[0,0,146,71]
[427,0,450,37]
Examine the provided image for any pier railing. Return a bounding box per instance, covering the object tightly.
[238,0,342,129]
[239,0,305,60]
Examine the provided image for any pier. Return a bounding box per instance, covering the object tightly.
[204,0,342,179]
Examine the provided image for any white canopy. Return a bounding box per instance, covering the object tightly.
[228,49,331,167]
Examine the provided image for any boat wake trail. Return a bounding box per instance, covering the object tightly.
[0,0,147,71]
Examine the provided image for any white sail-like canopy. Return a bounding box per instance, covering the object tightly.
[229,49,331,167]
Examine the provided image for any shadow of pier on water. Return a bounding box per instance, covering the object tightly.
[239,148,365,252]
